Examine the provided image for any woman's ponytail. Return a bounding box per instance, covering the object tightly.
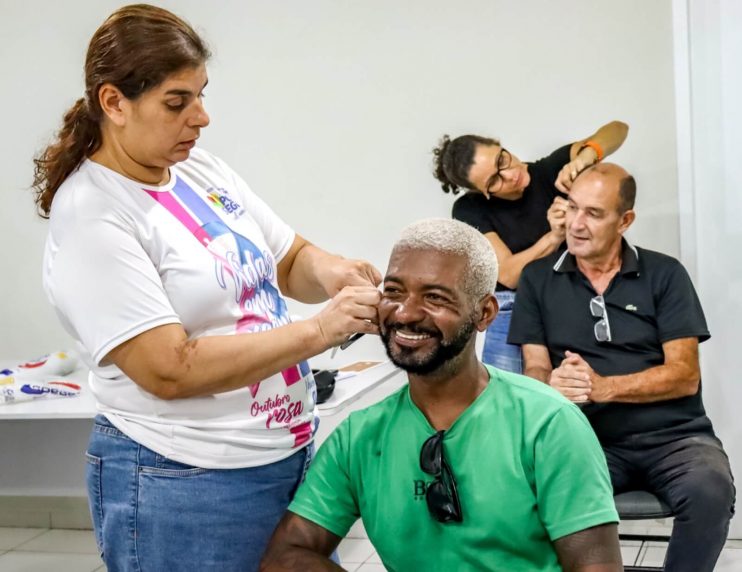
[433,135,458,194]
[32,97,101,217]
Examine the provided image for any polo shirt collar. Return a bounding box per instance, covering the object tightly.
[553,238,640,276]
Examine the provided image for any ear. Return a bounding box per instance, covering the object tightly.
[617,209,636,235]
[476,294,498,332]
[97,83,129,127]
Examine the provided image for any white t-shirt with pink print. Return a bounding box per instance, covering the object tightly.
[43,148,317,469]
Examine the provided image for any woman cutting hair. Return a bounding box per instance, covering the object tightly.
[433,120,628,373]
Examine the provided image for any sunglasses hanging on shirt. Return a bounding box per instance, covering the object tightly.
[590,295,612,343]
[419,430,463,523]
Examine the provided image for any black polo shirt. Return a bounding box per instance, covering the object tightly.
[452,145,571,291]
[508,240,712,444]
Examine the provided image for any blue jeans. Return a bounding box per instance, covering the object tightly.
[482,290,522,373]
[85,415,311,572]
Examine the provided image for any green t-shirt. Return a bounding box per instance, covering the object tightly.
[290,366,618,571]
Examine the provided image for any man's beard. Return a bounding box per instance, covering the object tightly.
[380,317,476,375]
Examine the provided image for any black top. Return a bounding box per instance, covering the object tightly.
[509,240,713,445]
[451,145,571,291]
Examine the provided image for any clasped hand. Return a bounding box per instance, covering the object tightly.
[548,350,612,403]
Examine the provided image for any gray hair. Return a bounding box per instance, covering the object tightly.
[393,218,498,301]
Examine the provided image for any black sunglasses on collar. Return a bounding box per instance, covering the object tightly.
[419,430,463,523]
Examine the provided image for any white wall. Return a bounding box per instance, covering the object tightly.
[0,0,679,361]
[674,0,742,538]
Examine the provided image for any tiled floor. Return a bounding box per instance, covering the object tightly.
[0,528,103,571]
[2,523,742,571]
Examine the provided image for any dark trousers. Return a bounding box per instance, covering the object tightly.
[604,432,735,572]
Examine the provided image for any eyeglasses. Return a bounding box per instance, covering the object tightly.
[590,295,612,343]
[485,148,513,196]
[419,430,463,523]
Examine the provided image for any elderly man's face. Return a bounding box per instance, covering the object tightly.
[378,248,480,375]
[566,171,633,262]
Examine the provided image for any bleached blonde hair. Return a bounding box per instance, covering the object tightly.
[393,218,498,302]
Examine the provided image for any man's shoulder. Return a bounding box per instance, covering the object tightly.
[342,384,409,435]
[633,246,696,295]
[521,249,565,280]
[635,246,684,272]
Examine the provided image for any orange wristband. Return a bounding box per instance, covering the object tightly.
[580,140,604,162]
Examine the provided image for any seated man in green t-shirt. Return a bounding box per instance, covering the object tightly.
[261,218,622,572]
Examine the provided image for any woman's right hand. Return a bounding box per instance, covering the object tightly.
[311,285,381,348]
[547,197,568,240]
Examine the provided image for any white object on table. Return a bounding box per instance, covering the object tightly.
[0,365,95,420]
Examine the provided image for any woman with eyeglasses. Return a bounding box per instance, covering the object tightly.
[35,5,380,571]
[432,120,628,373]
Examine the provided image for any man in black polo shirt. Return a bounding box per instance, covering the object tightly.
[509,162,734,572]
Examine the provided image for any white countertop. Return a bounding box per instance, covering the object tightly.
[0,360,402,421]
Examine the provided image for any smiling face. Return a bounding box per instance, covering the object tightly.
[466,143,531,200]
[566,167,635,262]
[378,248,492,375]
